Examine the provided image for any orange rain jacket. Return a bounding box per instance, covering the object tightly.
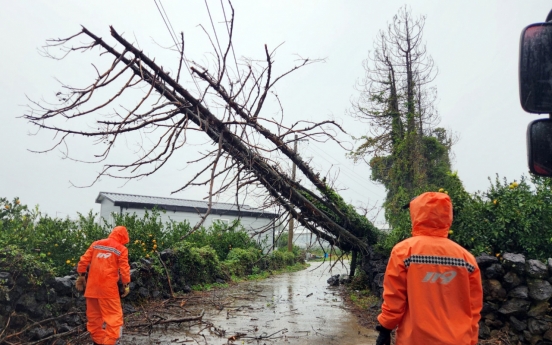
[377,192,483,345]
[77,226,131,299]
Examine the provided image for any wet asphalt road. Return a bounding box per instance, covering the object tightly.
[121,261,377,345]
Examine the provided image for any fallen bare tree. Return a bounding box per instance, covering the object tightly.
[24,4,381,266]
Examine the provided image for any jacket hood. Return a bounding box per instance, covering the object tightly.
[409,192,452,237]
[108,225,129,245]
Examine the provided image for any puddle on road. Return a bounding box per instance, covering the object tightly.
[122,261,377,345]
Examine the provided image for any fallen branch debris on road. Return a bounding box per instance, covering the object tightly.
[126,309,205,328]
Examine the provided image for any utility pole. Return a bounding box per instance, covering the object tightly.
[288,134,298,252]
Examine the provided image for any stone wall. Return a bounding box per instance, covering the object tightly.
[476,253,552,344]
[361,246,388,298]
[0,271,85,342]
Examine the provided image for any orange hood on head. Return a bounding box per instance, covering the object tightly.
[409,192,452,238]
[108,225,129,245]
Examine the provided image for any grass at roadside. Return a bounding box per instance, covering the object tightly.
[191,262,309,291]
[231,262,309,283]
[349,289,380,310]
[306,248,350,262]
[344,272,380,311]
[338,272,381,331]
[191,282,229,291]
[308,255,350,263]
[340,287,380,332]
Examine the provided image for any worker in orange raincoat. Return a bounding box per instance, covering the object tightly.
[76,226,131,345]
[375,192,483,345]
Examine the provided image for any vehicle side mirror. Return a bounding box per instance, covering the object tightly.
[519,23,552,113]
[528,119,552,176]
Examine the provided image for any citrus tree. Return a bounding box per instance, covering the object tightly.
[450,176,552,259]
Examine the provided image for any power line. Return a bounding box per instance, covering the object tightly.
[303,142,386,199]
[219,0,241,87]
[287,142,386,205]
[305,142,366,180]
[153,0,202,95]
[306,143,373,183]
[302,151,384,201]
[204,0,223,62]
[158,0,180,46]
[154,0,179,49]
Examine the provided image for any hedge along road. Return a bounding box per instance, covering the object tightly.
[120,260,378,345]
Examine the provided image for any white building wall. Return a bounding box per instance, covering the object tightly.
[99,199,119,226]
[293,231,323,249]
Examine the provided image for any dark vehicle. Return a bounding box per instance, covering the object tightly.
[521,9,552,176]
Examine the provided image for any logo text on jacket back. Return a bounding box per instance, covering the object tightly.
[422,271,457,284]
[96,252,112,259]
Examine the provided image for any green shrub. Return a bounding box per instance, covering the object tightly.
[0,197,109,275]
[269,249,296,270]
[0,198,263,275]
[0,245,55,287]
[33,212,109,275]
[0,196,310,292]
[222,246,303,277]
[452,175,552,259]
[167,242,222,285]
[379,170,468,254]
[290,244,304,260]
[223,247,262,276]
[112,209,168,262]
[275,231,289,249]
[185,220,258,261]
[380,175,552,260]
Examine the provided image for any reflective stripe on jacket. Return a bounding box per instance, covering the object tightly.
[77,226,131,299]
[377,192,483,345]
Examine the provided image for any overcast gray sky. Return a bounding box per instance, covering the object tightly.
[1,1,550,224]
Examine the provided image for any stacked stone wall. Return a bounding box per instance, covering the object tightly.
[476,253,552,344]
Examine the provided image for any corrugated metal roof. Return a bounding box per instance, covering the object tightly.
[95,192,277,218]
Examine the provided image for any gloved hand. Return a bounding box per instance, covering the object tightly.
[75,275,86,292]
[375,324,392,345]
[121,284,130,298]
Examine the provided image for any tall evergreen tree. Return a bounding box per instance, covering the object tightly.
[350,7,463,240]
